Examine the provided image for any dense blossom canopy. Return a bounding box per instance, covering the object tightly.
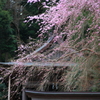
[25,0,100,48]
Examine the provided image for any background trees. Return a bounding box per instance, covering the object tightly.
[0,0,46,61]
[0,0,17,61]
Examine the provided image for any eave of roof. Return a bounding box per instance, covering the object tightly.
[25,89,100,99]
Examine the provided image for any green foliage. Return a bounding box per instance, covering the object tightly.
[0,83,7,100]
[21,0,47,16]
[19,0,50,43]
[25,3,45,15]
[19,20,40,43]
[0,9,12,30]
[0,2,17,61]
[0,0,7,9]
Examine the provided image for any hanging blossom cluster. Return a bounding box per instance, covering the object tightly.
[26,0,100,44]
[17,0,100,62]
[21,0,100,59]
[27,0,100,30]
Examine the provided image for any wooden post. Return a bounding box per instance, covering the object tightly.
[8,76,11,100]
[22,87,27,100]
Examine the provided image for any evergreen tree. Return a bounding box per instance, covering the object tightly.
[0,0,17,61]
